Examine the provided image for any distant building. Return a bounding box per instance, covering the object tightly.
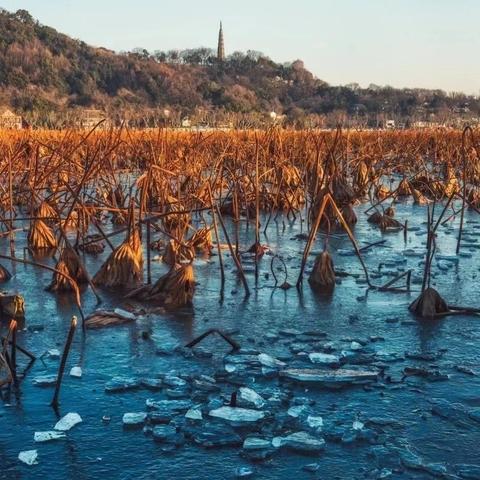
[75,109,108,129]
[217,22,225,61]
[181,117,192,128]
[385,119,396,129]
[0,108,22,129]
[412,121,441,129]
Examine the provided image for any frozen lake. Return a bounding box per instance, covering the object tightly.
[1,200,480,480]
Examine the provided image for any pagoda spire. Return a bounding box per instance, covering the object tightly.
[217,21,225,61]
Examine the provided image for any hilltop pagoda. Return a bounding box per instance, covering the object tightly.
[217,22,225,61]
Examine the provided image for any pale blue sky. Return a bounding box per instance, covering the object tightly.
[2,0,479,94]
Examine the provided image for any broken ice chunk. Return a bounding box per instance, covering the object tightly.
[122,412,147,426]
[54,413,82,432]
[18,450,38,465]
[209,406,265,425]
[258,353,285,368]
[32,375,57,387]
[70,366,82,378]
[185,408,203,421]
[34,431,66,442]
[238,387,265,409]
[306,415,323,429]
[308,353,340,365]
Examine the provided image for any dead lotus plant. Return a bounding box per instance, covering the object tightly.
[28,219,57,250]
[48,246,88,292]
[0,352,12,388]
[367,211,403,231]
[93,226,143,288]
[36,201,58,224]
[409,287,449,319]
[188,226,213,254]
[0,264,11,283]
[128,263,195,309]
[163,238,195,266]
[308,249,336,292]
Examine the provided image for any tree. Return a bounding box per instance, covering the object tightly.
[14,9,33,23]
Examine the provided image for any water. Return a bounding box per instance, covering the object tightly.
[1,200,480,479]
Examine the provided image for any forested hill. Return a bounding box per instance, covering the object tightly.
[1,8,479,127]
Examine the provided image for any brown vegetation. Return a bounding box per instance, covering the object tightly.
[0,126,477,319]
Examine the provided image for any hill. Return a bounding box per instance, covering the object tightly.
[1,8,479,127]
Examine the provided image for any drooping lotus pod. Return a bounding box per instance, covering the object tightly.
[309,250,335,292]
[93,228,143,288]
[409,287,449,319]
[28,219,57,250]
[128,263,195,309]
[48,246,88,292]
[340,204,357,226]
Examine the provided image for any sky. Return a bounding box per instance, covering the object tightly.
[2,0,479,94]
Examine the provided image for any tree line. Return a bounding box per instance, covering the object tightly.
[0,8,479,128]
